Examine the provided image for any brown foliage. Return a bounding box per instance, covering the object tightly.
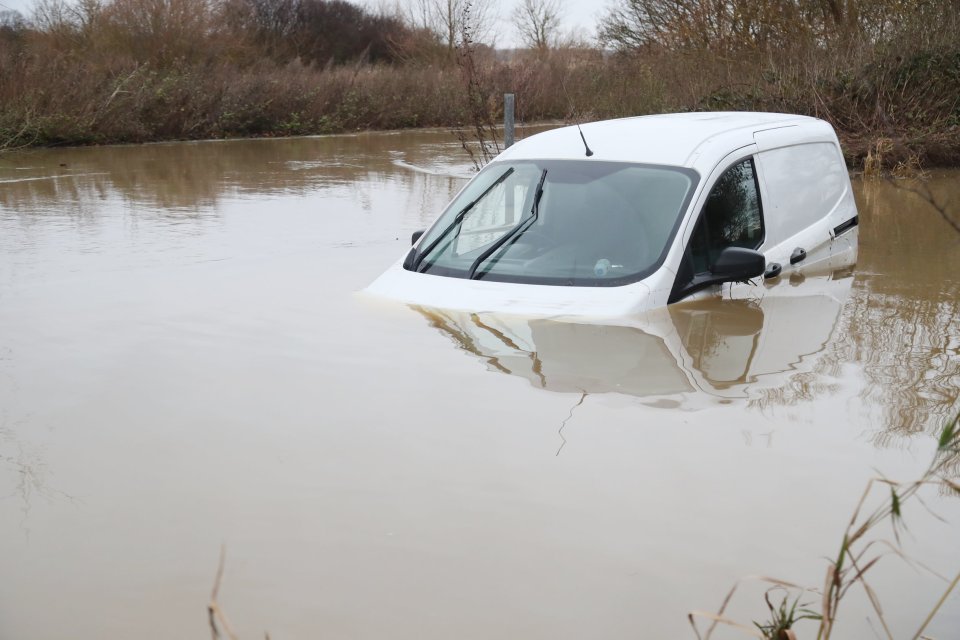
[1,0,959,170]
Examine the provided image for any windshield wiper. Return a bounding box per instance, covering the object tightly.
[412,167,515,273]
[467,168,547,280]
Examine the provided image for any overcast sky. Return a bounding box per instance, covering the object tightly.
[0,0,610,48]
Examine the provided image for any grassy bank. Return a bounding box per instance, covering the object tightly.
[1,2,958,170]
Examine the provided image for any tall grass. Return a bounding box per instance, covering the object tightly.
[690,412,960,640]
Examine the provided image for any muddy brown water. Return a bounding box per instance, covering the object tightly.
[1,130,958,639]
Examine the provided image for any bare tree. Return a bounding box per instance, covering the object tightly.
[597,0,960,53]
[30,0,72,31]
[0,9,26,31]
[408,0,497,50]
[29,0,103,49]
[99,0,217,64]
[512,0,562,52]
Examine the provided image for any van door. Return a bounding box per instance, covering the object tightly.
[752,132,852,269]
[668,154,766,303]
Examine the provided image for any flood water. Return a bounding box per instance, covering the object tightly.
[1,130,958,639]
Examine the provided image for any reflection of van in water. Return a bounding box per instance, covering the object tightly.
[367,112,859,317]
[415,272,853,401]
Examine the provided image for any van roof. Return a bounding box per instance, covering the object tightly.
[498,112,833,169]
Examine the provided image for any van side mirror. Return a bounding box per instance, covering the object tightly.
[710,247,766,283]
[668,246,767,304]
[411,229,425,245]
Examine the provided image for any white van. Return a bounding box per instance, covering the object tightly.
[367,112,859,317]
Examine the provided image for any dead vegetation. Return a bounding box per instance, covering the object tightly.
[690,413,960,640]
[208,545,239,640]
[0,0,958,170]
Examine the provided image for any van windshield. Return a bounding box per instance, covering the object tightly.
[408,160,698,286]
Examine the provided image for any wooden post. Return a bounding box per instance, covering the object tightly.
[504,93,515,149]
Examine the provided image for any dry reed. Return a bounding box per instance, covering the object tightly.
[690,413,960,640]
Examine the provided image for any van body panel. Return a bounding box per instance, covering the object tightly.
[366,257,655,317]
[753,121,837,151]
[752,133,857,277]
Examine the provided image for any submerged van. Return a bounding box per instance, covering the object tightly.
[367,112,859,317]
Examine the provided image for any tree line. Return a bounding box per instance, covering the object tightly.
[0,0,572,67]
[2,0,431,67]
[600,0,959,52]
[1,0,958,169]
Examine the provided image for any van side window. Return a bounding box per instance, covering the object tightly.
[670,158,764,302]
[688,159,763,273]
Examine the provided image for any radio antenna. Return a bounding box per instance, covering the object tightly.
[560,76,593,157]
